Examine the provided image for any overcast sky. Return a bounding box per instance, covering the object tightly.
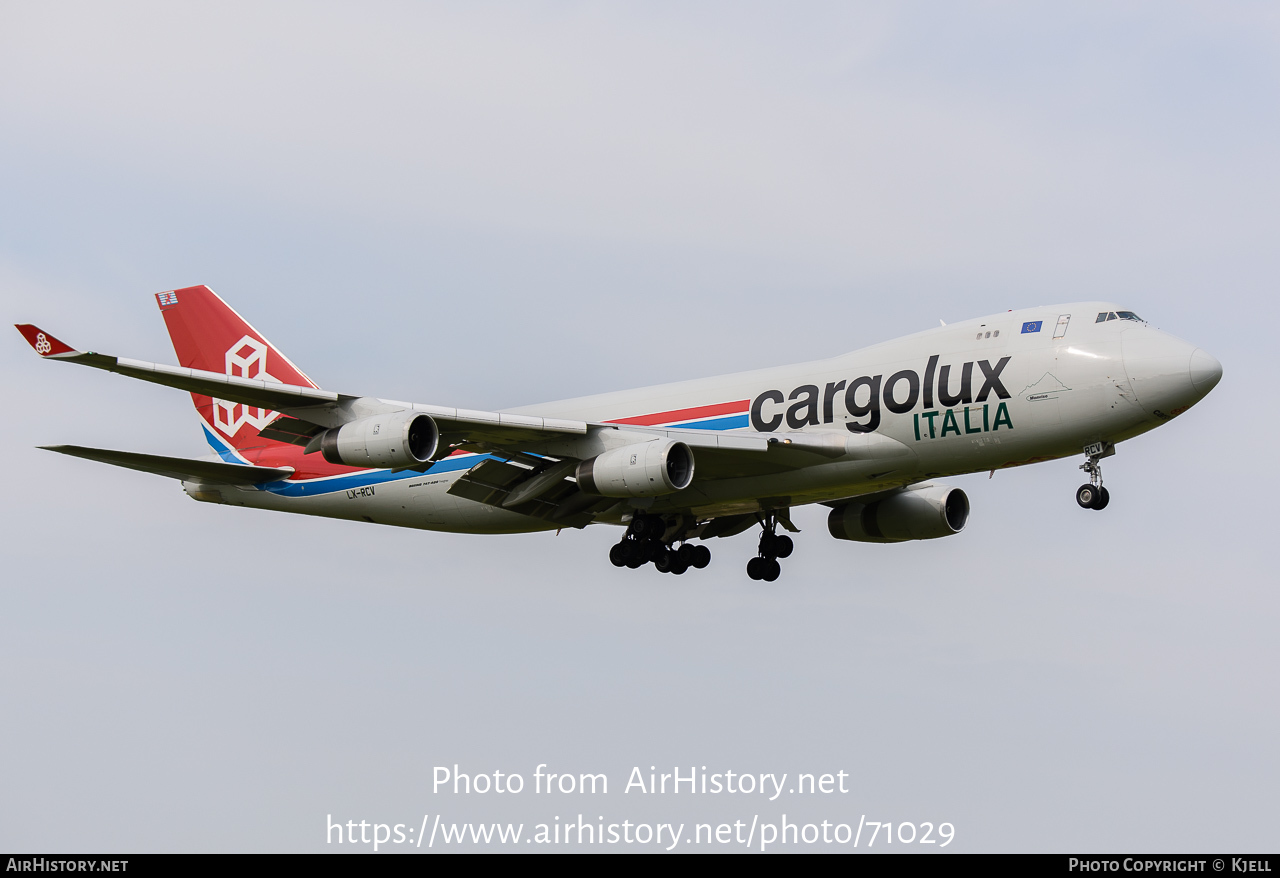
[2,1,1277,853]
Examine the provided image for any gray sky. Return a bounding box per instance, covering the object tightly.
[2,1,1277,852]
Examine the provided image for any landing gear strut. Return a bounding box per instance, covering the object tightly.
[747,512,794,582]
[609,514,711,574]
[1076,442,1113,511]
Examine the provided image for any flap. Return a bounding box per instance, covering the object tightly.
[447,458,614,528]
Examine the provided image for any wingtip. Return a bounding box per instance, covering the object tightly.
[15,324,76,357]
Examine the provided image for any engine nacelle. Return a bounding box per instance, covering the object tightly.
[828,485,969,543]
[576,440,695,497]
[320,411,438,469]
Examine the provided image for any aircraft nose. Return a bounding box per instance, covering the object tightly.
[1189,348,1223,395]
[1122,328,1220,417]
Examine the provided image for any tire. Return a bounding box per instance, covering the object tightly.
[1095,487,1110,510]
[1076,484,1098,509]
[747,557,766,580]
[676,544,695,566]
[609,543,627,567]
[624,542,646,568]
[759,532,777,558]
[633,516,663,540]
[761,559,781,582]
[690,545,711,569]
[773,535,794,559]
[654,547,673,573]
[670,558,689,575]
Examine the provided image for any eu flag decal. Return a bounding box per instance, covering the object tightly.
[1021,321,1042,334]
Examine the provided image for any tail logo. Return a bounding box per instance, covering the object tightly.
[213,335,281,436]
[34,333,51,355]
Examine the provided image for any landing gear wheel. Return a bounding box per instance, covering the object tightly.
[624,542,647,568]
[690,545,711,569]
[653,547,673,573]
[670,557,689,575]
[758,532,778,557]
[773,535,794,559]
[609,543,627,567]
[630,516,661,539]
[751,510,795,580]
[1076,484,1100,509]
[1077,444,1114,510]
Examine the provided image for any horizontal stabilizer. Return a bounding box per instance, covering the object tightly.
[40,445,293,485]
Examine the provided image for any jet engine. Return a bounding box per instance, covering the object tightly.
[320,411,438,468]
[576,440,695,497]
[828,484,969,543]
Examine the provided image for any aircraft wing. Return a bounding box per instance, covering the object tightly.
[594,425,912,479]
[626,425,910,459]
[41,445,294,485]
[17,324,913,514]
[15,324,589,444]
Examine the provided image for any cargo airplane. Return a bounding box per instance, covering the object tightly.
[17,287,1221,581]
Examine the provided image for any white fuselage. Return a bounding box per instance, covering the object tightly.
[192,302,1219,533]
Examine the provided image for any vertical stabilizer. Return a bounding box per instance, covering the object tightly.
[155,285,315,457]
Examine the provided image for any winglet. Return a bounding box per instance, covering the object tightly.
[15,324,77,357]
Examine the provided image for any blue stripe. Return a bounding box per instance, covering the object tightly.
[261,454,487,497]
[199,409,752,498]
[200,425,489,497]
[668,414,750,431]
[204,425,246,464]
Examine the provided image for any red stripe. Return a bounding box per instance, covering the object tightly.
[606,399,750,427]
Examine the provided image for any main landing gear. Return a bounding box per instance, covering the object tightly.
[747,513,794,582]
[1076,442,1113,511]
[608,514,711,575]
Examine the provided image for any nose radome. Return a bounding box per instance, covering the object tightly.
[1189,348,1223,394]
[1121,328,1208,416]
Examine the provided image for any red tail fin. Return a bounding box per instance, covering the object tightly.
[156,285,316,453]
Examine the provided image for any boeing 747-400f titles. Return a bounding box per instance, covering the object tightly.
[17,287,1222,581]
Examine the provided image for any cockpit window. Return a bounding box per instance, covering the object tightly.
[1097,310,1143,323]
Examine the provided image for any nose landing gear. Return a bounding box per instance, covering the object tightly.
[1075,483,1109,510]
[1076,442,1114,510]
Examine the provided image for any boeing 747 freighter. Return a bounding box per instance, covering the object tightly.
[17,286,1221,580]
